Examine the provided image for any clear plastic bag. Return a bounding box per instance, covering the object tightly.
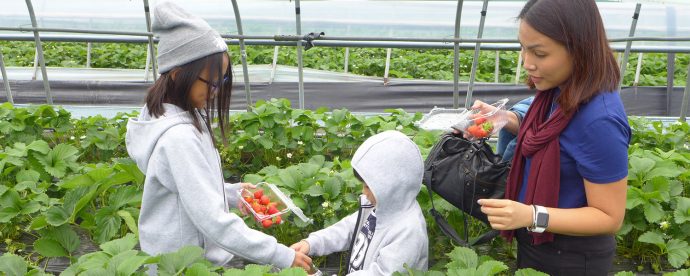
[451,98,509,140]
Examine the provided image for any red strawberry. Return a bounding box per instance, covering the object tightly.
[473,117,487,124]
[253,189,264,199]
[475,128,489,138]
[274,215,282,224]
[251,202,263,213]
[260,195,270,205]
[262,219,273,228]
[243,196,253,204]
[467,125,481,137]
[267,206,279,215]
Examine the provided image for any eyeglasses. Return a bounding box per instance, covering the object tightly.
[197,75,230,93]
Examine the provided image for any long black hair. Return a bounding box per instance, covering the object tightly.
[145,51,233,144]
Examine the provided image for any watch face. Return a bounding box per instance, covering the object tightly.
[536,213,549,227]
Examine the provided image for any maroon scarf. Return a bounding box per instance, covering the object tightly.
[501,89,573,245]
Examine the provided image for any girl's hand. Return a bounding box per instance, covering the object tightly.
[478,199,534,230]
[239,182,256,190]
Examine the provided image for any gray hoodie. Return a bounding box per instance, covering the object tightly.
[305,130,429,275]
[125,104,294,271]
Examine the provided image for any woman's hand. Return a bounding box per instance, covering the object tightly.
[290,240,310,255]
[478,199,534,230]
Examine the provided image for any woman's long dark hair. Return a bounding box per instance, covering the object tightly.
[519,0,620,116]
[145,52,232,144]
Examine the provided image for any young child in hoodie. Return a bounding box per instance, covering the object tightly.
[125,2,311,274]
[290,130,429,275]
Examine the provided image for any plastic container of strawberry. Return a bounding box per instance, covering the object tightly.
[237,182,312,228]
[452,98,509,140]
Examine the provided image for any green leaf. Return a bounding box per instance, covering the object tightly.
[29,215,48,230]
[49,225,80,254]
[36,143,79,178]
[59,174,95,189]
[78,251,111,270]
[0,207,20,223]
[27,140,50,154]
[446,246,478,270]
[629,157,654,179]
[157,246,205,274]
[322,177,342,199]
[277,267,308,276]
[95,208,122,244]
[20,201,41,215]
[34,238,68,257]
[0,253,28,276]
[185,263,212,276]
[115,254,150,276]
[278,170,298,190]
[638,231,666,249]
[117,210,138,237]
[100,233,138,256]
[223,264,271,276]
[666,239,690,269]
[663,269,690,276]
[514,268,550,276]
[108,186,141,209]
[643,201,665,223]
[614,272,635,276]
[16,169,40,184]
[647,161,681,180]
[475,260,508,276]
[45,206,70,226]
[673,197,690,224]
[304,185,324,197]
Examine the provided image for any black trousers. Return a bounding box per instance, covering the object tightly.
[515,229,616,276]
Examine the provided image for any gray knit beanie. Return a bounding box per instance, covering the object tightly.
[153,1,228,73]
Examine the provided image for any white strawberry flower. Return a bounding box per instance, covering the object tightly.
[286,153,293,159]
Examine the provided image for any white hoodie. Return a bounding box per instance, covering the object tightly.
[305,130,429,275]
[125,104,294,271]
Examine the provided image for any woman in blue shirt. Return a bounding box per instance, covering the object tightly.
[473,0,630,275]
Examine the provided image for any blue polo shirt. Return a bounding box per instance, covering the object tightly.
[518,89,631,208]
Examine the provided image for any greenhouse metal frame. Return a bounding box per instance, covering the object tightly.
[0,0,689,121]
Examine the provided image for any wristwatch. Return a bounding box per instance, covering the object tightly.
[528,205,549,233]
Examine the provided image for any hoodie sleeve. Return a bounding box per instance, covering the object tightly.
[224,183,242,208]
[159,127,295,268]
[347,226,427,276]
[305,212,359,256]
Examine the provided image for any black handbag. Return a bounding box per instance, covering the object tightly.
[423,133,510,246]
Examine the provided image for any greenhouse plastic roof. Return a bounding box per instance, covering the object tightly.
[1,0,689,47]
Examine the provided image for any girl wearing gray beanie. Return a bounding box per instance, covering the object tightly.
[124,1,312,273]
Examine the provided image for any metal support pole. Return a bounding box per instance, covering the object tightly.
[515,52,522,85]
[86,42,92,68]
[344,47,350,73]
[294,0,305,109]
[465,0,489,109]
[494,51,500,83]
[143,0,157,81]
[144,42,151,82]
[633,53,643,86]
[680,61,690,122]
[452,0,464,109]
[32,48,38,80]
[619,3,641,89]
[230,0,252,110]
[383,48,392,85]
[0,51,12,104]
[26,0,52,104]
[270,46,279,84]
[665,5,677,116]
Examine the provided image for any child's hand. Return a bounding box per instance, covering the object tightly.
[291,251,312,271]
[290,240,310,255]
